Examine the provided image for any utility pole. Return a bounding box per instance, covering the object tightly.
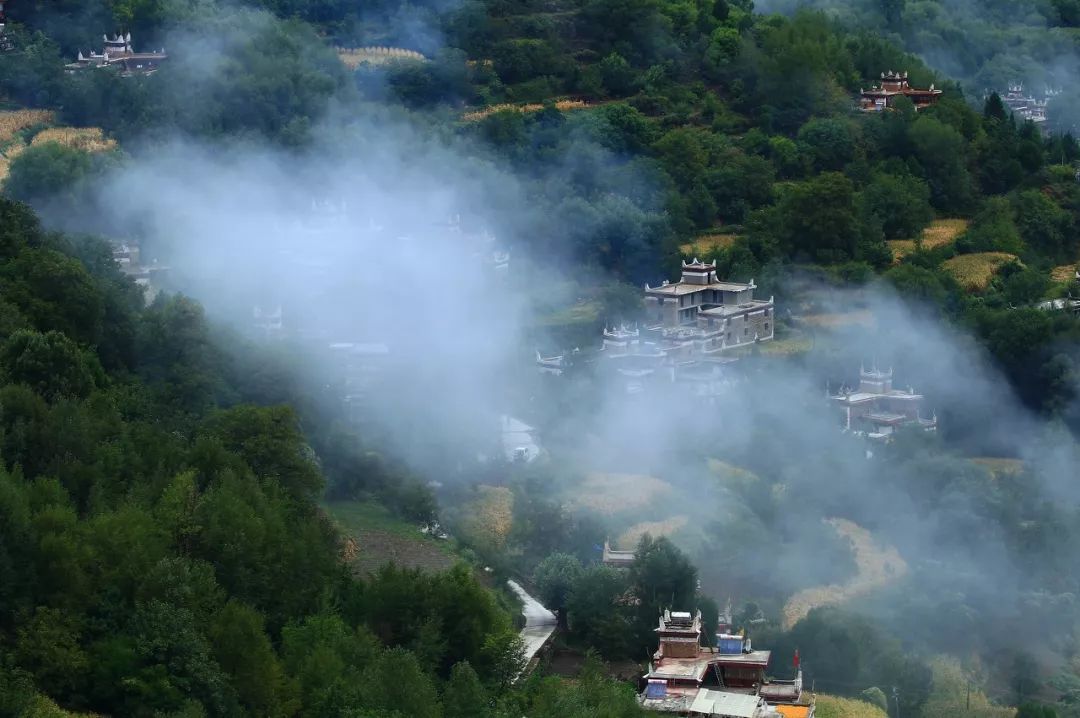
[892,686,901,718]
[966,680,971,711]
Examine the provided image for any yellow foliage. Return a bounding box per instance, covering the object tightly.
[920,657,1016,718]
[0,109,55,144]
[943,252,1019,291]
[814,695,889,718]
[800,310,875,328]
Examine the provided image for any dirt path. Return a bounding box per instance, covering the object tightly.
[782,518,907,629]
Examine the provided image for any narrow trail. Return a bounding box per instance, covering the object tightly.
[782,518,908,629]
[507,580,557,680]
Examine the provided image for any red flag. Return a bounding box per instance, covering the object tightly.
[793,649,800,668]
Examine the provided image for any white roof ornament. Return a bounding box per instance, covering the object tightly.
[78,51,84,60]
[104,34,109,42]
[126,32,132,43]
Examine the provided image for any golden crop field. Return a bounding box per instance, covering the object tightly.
[0,109,55,144]
[31,126,117,153]
[680,233,738,255]
[570,472,673,515]
[1051,263,1078,282]
[618,516,689,547]
[942,252,1018,291]
[463,485,514,549]
[462,99,589,122]
[783,518,907,629]
[813,695,888,718]
[337,46,426,69]
[887,218,969,262]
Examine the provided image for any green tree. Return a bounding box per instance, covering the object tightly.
[209,601,296,716]
[2,142,94,206]
[443,661,489,718]
[860,172,933,240]
[776,172,861,263]
[0,330,103,401]
[533,553,584,627]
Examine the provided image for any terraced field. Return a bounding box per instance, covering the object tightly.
[783,518,907,629]
[942,252,1019,291]
[325,500,457,576]
[813,695,888,718]
[886,218,969,262]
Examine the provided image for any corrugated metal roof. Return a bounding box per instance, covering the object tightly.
[688,689,762,717]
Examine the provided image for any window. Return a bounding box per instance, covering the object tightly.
[764,322,770,332]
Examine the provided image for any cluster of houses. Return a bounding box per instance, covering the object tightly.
[639,609,813,718]
[539,259,936,440]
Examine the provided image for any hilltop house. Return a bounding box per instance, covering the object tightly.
[640,609,812,717]
[66,33,167,75]
[860,71,942,112]
[597,260,774,396]
[831,366,937,439]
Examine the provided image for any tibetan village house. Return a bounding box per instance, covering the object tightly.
[831,366,937,439]
[640,609,812,717]
[860,71,942,112]
[66,33,167,75]
[599,260,774,396]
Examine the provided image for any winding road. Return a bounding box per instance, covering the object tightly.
[507,580,557,679]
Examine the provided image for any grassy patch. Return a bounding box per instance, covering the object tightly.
[942,252,1019,291]
[920,657,1015,718]
[324,500,457,576]
[535,299,601,327]
[813,695,888,718]
[971,457,1024,478]
[800,310,875,328]
[680,233,738,255]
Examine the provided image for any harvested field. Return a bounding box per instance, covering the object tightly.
[570,472,673,515]
[337,46,425,69]
[463,99,589,122]
[32,126,116,153]
[1051,264,1078,282]
[813,695,888,718]
[943,252,1018,291]
[0,109,54,144]
[887,218,969,262]
[680,233,738,255]
[618,516,689,547]
[782,518,907,629]
[325,501,457,576]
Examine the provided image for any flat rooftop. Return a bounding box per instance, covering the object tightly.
[700,300,774,318]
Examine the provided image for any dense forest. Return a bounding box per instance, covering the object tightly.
[2,0,1080,717]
